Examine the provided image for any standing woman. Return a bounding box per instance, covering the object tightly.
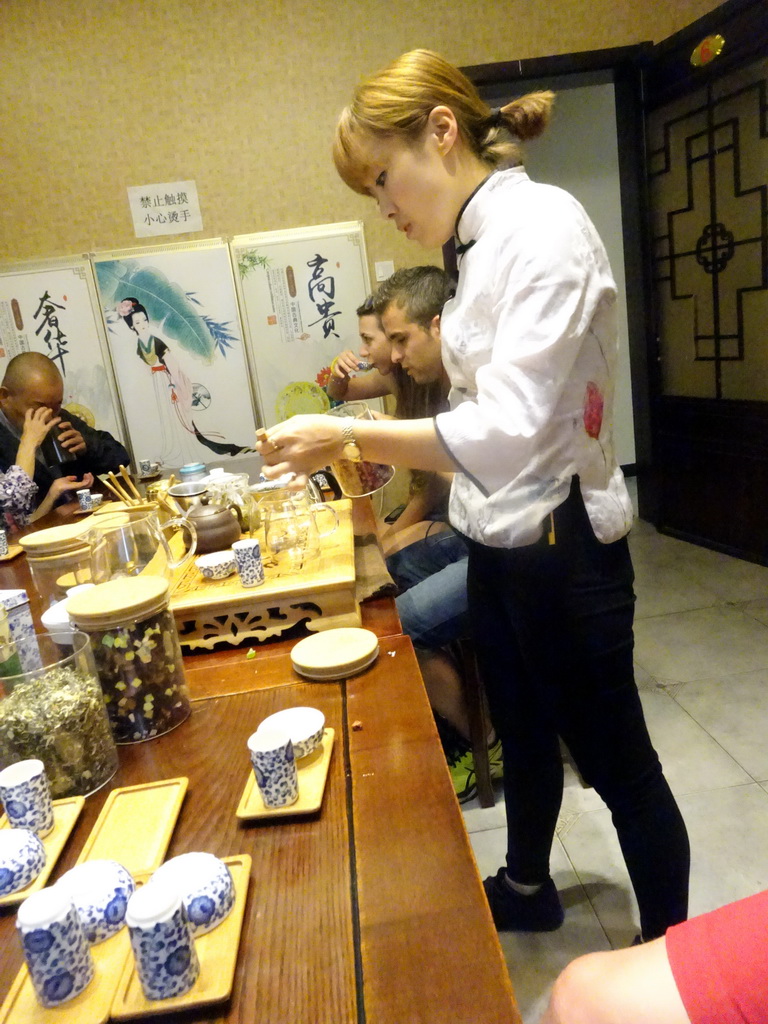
[257,49,690,941]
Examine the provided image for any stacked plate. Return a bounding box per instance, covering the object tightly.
[290,628,379,681]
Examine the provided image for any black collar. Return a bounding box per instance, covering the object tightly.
[453,172,494,257]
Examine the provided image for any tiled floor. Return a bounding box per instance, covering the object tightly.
[463,495,768,1023]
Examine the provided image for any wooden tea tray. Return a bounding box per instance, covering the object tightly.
[76,777,188,876]
[168,499,360,650]
[0,928,131,1024]
[236,729,335,820]
[0,797,85,908]
[111,854,251,1019]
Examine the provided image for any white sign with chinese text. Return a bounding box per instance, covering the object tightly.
[127,180,203,238]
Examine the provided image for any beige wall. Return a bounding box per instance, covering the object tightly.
[1,0,723,275]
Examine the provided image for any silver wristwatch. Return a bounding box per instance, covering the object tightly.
[340,422,362,463]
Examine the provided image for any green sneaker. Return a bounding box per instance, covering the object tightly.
[449,739,505,803]
[488,738,504,782]
[447,744,477,803]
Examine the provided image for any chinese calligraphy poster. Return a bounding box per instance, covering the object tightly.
[92,240,257,471]
[0,257,126,443]
[231,221,371,426]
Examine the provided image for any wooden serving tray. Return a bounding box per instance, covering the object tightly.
[236,729,335,820]
[0,927,131,1024]
[168,500,360,650]
[111,854,251,1019]
[0,797,85,908]
[76,778,188,876]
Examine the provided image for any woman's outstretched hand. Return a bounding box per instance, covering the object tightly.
[256,415,343,481]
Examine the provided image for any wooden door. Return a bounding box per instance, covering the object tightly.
[643,0,768,562]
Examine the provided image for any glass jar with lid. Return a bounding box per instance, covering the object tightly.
[19,521,100,610]
[0,630,118,797]
[178,463,207,483]
[66,577,191,744]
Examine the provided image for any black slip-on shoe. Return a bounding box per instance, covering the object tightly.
[483,869,564,932]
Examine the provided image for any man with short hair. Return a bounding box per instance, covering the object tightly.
[374,267,503,803]
[0,352,128,507]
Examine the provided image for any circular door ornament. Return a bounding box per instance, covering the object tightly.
[691,34,725,68]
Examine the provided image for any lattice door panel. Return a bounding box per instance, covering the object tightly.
[648,56,767,401]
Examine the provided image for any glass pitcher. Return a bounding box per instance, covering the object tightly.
[248,474,323,534]
[326,401,395,497]
[87,509,197,582]
[262,498,338,574]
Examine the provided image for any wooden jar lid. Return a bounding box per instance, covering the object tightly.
[291,628,379,680]
[19,520,91,556]
[66,576,170,629]
[24,544,91,568]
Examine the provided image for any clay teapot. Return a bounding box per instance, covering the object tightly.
[184,501,243,554]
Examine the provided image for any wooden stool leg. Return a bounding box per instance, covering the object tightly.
[456,640,496,808]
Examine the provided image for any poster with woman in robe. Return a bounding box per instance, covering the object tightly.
[93,240,257,471]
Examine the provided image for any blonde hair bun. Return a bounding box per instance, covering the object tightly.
[501,91,556,141]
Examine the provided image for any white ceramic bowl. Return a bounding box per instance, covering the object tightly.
[41,599,75,643]
[0,828,46,897]
[148,852,235,936]
[56,859,135,944]
[195,550,237,580]
[257,706,325,759]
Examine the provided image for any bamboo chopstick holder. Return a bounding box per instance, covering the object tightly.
[99,475,126,502]
[119,465,143,502]
[106,472,133,504]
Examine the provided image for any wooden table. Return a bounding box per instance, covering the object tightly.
[0,500,520,1023]
[0,635,519,1023]
[0,497,402,650]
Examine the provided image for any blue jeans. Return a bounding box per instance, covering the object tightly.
[465,478,690,940]
[389,530,469,650]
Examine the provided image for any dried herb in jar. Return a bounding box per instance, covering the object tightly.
[91,611,190,744]
[0,667,117,797]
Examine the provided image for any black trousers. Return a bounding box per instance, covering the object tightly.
[465,479,690,940]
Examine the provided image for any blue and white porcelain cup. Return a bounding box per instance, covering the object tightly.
[232,539,265,588]
[17,886,95,1007]
[149,853,234,937]
[0,759,55,837]
[56,859,135,945]
[0,828,46,897]
[125,883,200,1001]
[248,727,299,808]
[76,489,93,512]
[0,527,8,557]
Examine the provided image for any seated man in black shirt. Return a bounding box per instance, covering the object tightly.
[0,352,129,508]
